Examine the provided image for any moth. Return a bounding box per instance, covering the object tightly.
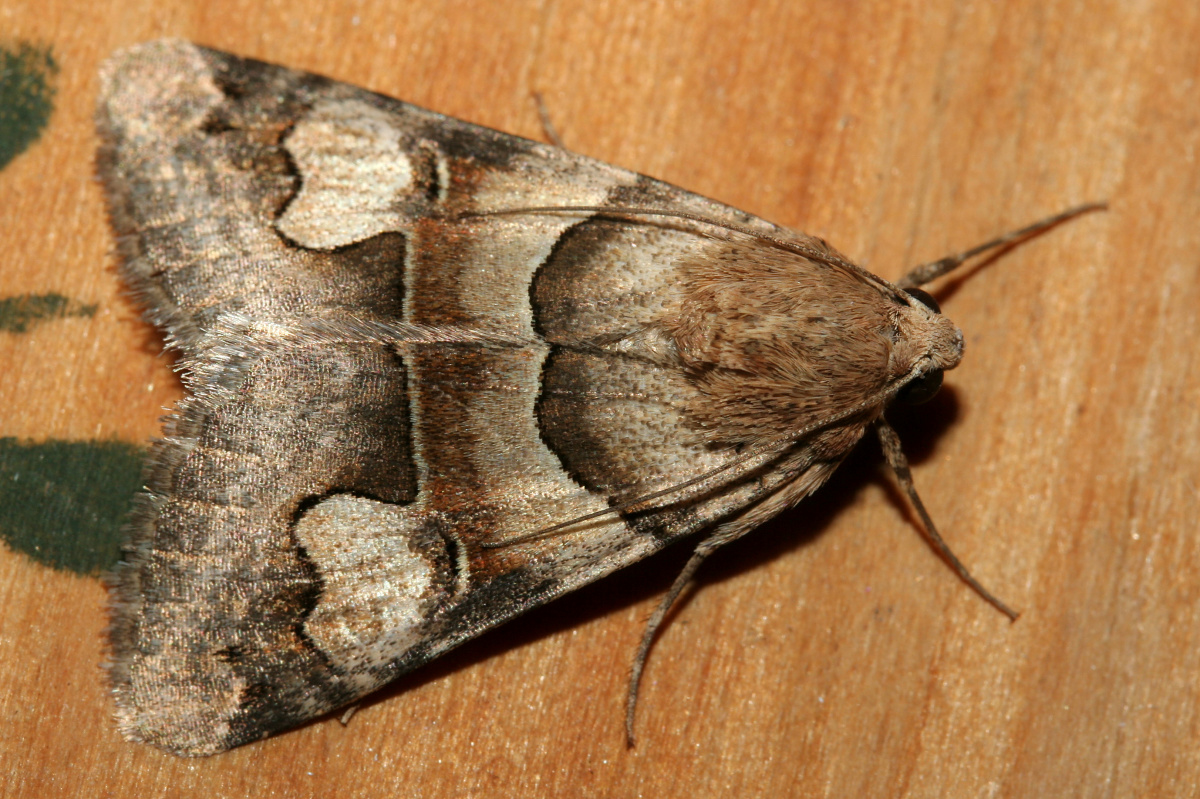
[96,39,1099,756]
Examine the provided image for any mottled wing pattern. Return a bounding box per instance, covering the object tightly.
[97,41,841,754]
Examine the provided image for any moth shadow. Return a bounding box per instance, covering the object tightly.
[350,385,963,720]
[885,385,963,465]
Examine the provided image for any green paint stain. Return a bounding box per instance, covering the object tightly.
[0,41,57,170]
[0,438,145,575]
[0,293,98,333]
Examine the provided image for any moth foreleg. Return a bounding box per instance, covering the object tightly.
[874,417,1018,620]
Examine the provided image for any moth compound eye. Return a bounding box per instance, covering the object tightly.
[898,368,944,405]
[905,287,941,314]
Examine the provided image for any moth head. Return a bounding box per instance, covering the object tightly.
[891,287,963,406]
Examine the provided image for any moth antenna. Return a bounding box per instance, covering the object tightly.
[531,91,566,149]
[897,203,1107,289]
[874,417,1019,621]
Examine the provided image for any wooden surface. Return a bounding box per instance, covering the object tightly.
[1,1,1197,796]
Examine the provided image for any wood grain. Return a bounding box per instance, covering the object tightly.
[1,0,1196,795]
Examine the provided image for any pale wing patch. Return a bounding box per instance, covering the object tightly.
[296,495,450,682]
[278,99,416,248]
[119,609,248,755]
[99,38,221,141]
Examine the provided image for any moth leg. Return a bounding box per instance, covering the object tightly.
[531,91,566,148]
[624,457,842,745]
[874,417,1018,620]
[625,525,744,746]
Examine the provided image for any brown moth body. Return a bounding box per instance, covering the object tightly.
[672,247,961,444]
[96,39,1092,756]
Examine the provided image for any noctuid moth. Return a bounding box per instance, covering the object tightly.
[96,39,1101,756]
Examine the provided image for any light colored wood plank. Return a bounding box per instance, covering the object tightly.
[1,0,1196,795]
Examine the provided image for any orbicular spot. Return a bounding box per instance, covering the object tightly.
[278,99,419,249]
[295,496,455,677]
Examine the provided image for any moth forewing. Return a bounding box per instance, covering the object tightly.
[97,38,1100,756]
